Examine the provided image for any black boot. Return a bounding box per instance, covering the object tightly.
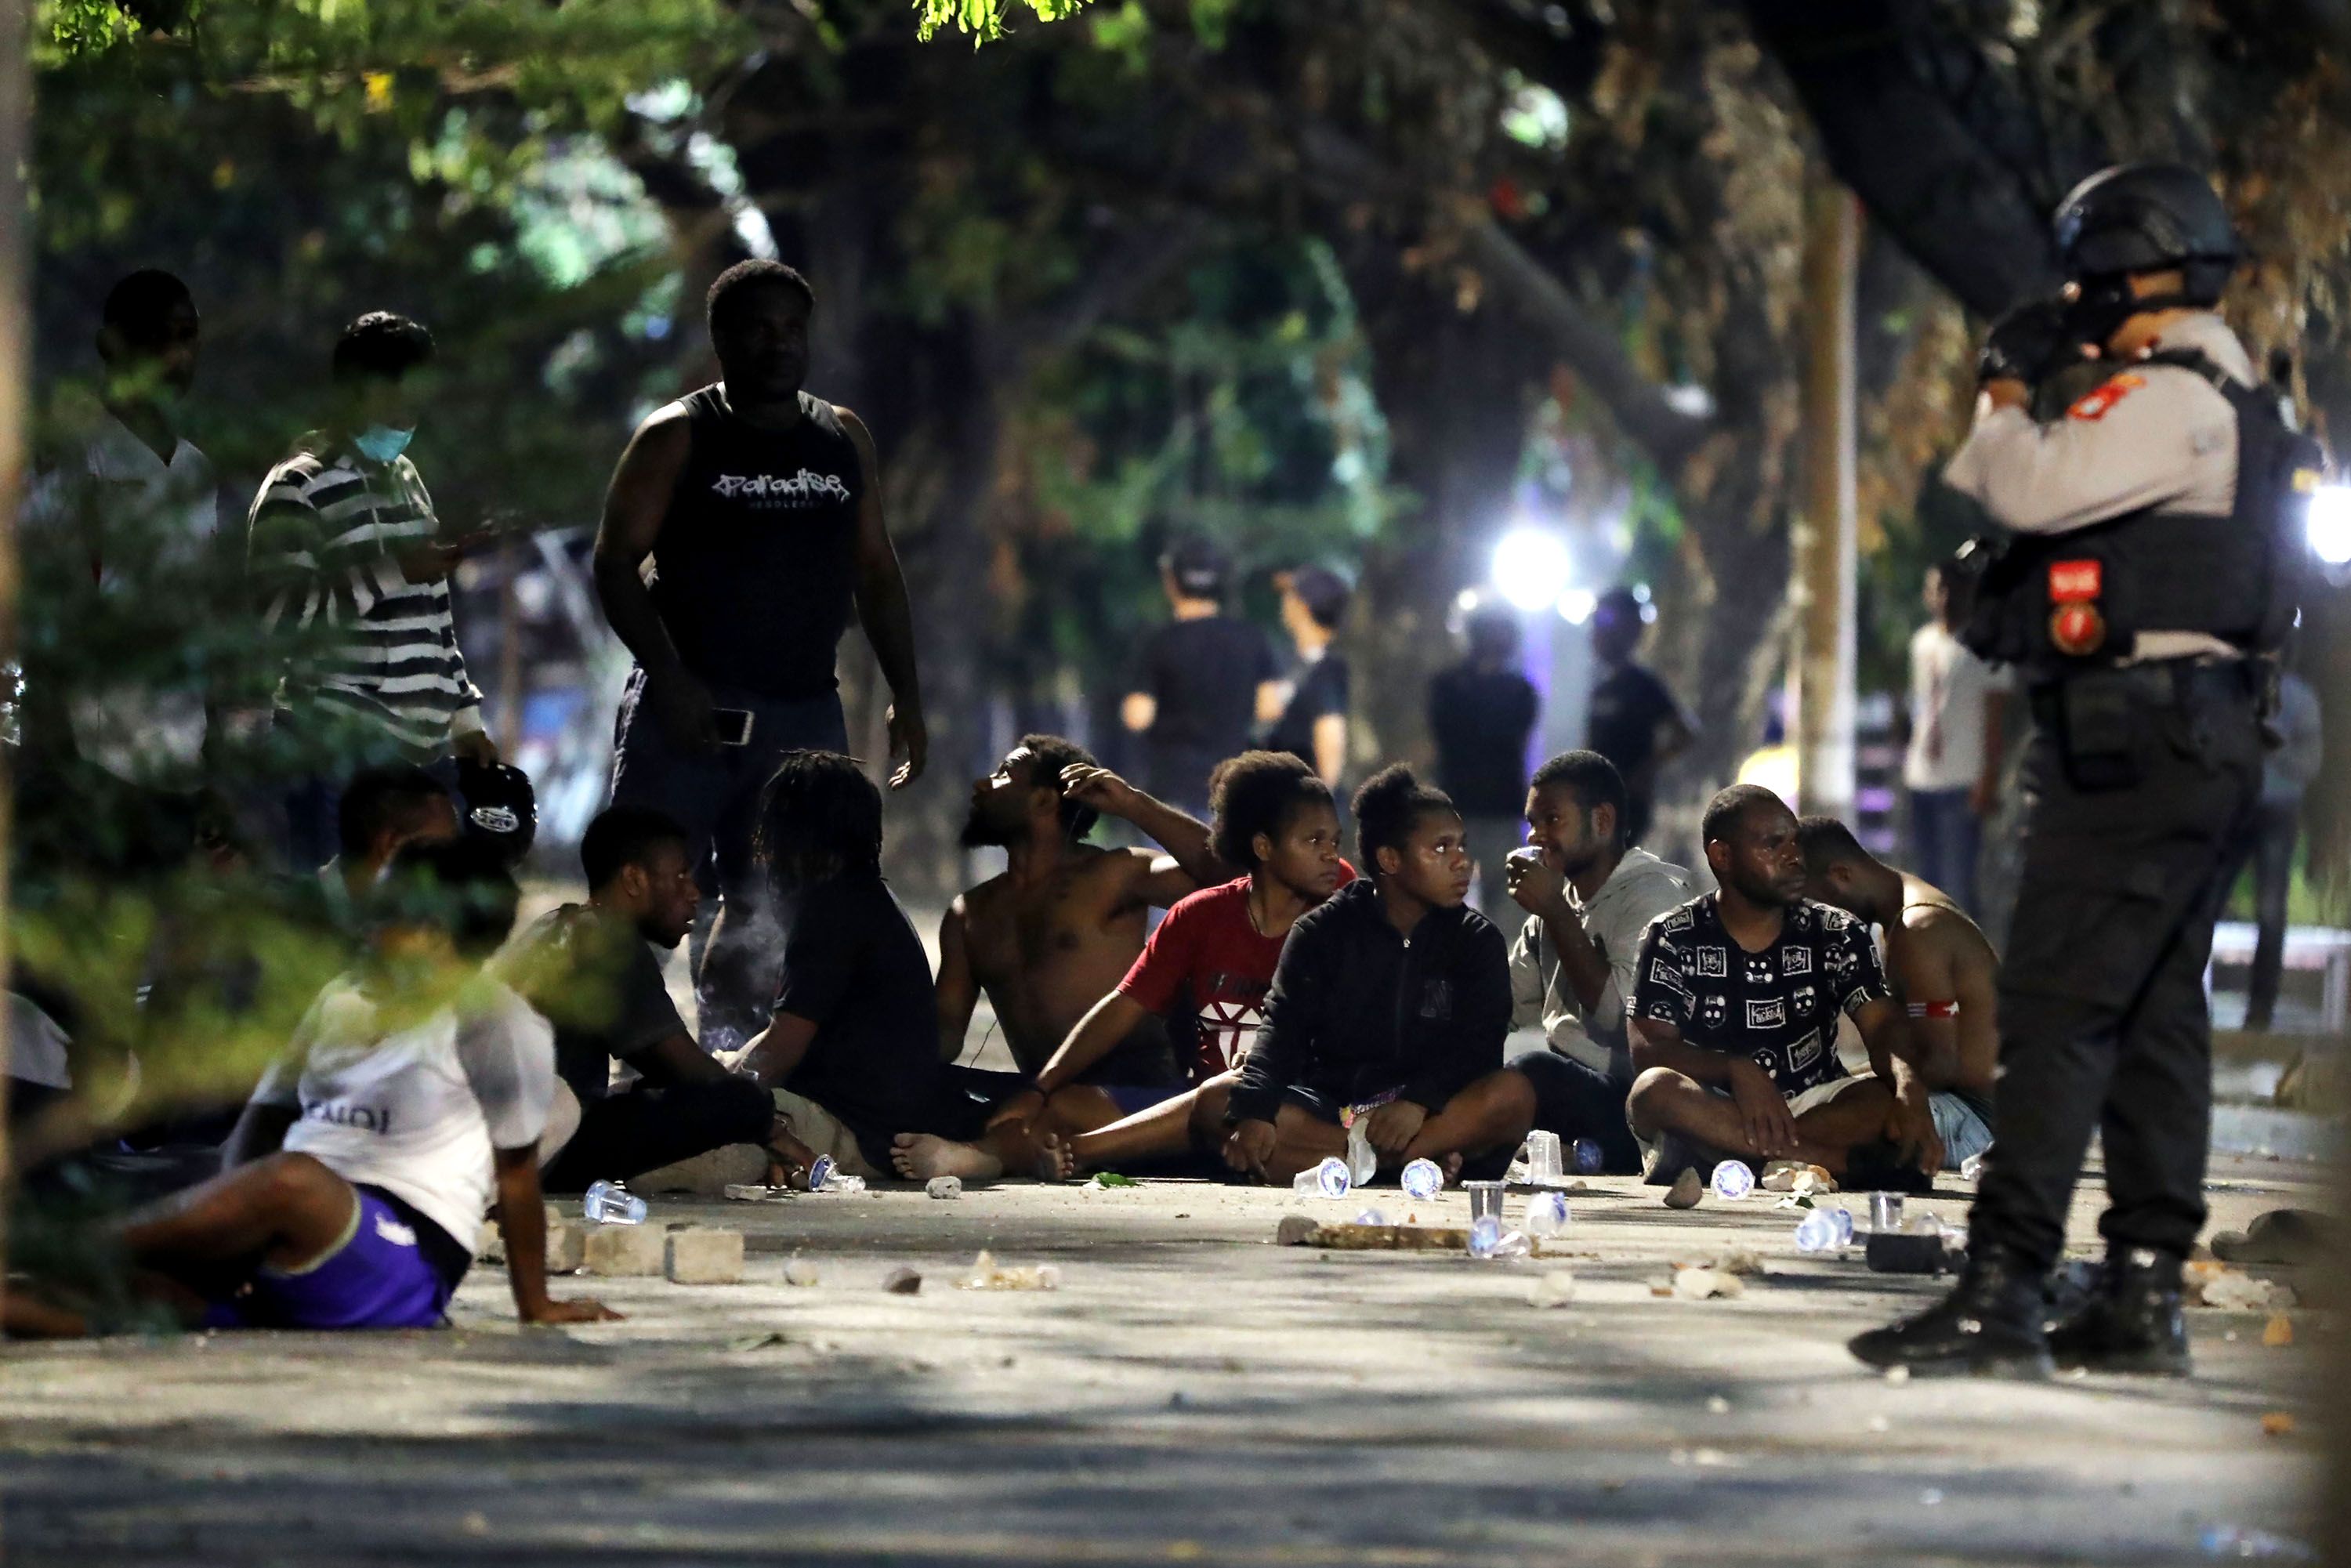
[1848,1246,2054,1379]
[2045,1247,2191,1376]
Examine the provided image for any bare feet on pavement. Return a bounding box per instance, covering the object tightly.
[891,1133,1005,1182]
[1031,1132,1077,1183]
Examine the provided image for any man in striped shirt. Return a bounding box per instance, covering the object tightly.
[248,313,499,871]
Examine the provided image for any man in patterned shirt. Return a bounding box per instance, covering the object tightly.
[1628,784,1941,1188]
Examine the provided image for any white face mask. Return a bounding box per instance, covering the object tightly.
[354,424,415,463]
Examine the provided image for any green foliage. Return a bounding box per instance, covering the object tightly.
[915,0,1096,45]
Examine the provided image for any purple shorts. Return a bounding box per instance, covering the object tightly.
[205,1190,459,1331]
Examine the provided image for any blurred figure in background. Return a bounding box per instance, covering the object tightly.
[2218,668,2321,1031]
[1583,587,1693,849]
[1121,537,1279,820]
[1266,564,1353,791]
[1429,605,1540,914]
[1902,562,2012,916]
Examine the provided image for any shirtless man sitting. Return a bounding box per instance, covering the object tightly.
[901,751,1349,1182]
[1797,816,1998,1171]
[1627,786,1943,1191]
[897,736,1225,1179]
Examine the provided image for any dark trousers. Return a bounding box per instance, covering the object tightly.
[608,670,849,1053]
[1969,665,2262,1270]
[1907,786,1983,914]
[2215,798,2302,1030]
[540,1077,774,1194]
[1511,1048,1643,1175]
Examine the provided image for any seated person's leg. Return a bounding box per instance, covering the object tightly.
[122,1150,360,1282]
[1257,1097,1349,1186]
[770,1088,887,1182]
[1040,1074,1234,1180]
[1510,1048,1643,1175]
[1628,1066,1891,1178]
[1929,1092,1994,1171]
[1400,1068,1540,1180]
[541,1077,777,1194]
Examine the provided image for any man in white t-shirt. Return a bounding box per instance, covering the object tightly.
[9,838,617,1335]
[1903,563,2013,915]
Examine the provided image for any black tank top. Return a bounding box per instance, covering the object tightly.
[650,386,864,699]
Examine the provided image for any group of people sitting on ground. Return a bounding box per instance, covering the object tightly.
[9,725,2008,1338]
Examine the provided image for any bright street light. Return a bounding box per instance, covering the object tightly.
[1491,526,1573,614]
[2309,484,2351,567]
[1559,588,1598,625]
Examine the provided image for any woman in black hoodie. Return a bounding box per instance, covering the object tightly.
[1223,766,1536,1184]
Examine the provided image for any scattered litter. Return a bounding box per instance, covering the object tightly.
[926,1176,963,1200]
[1168,1389,1190,1409]
[782,1256,821,1287]
[2263,1313,2295,1349]
[1529,1273,1578,1309]
[1884,1366,1911,1386]
[2212,1208,2342,1266]
[475,1219,504,1265]
[958,1249,1063,1291]
[2188,1262,2299,1311]
[881,1266,923,1295]
[723,1183,792,1204]
[462,1512,491,1537]
[1760,1161,1835,1194]
[1674,1248,1764,1278]
[2200,1523,2315,1560]
[1672,1268,1745,1301]
[1867,1415,1889,1434]
[730,1331,790,1352]
[1276,1215,1320,1247]
[1084,1171,1140,1190]
[1920,1488,1943,1506]
[1354,1208,1389,1227]
[1710,1161,1756,1200]
[2260,1412,2296,1438]
[1664,1169,1704,1209]
[1704,1395,1730,1415]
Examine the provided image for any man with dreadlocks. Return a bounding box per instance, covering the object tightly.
[735,751,984,1181]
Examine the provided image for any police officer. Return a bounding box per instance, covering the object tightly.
[1851,163,2320,1378]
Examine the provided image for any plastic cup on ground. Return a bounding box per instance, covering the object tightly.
[1468,1214,1503,1258]
[1710,1160,1756,1201]
[1400,1157,1445,1200]
[1291,1157,1351,1200]
[1521,1131,1564,1186]
[1345,1118,1379,1187]
[1870,1192,1905,1233]
[1524,1191,1570,1237]
[1794,1210,1844,1254]
[1353,1208,1389,1227]
[1572,1138,1607,1176]
[583,1180,647,1226]
[1465,1179,1507,1229]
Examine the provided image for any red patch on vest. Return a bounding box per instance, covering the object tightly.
[2048,560,2103,603]
[2068,374,2146,422]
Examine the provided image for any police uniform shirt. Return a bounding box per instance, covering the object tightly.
[1632,894,1890,1101]
[1941,312,2254,664]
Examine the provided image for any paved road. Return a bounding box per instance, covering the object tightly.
[0,1158,2327,1566]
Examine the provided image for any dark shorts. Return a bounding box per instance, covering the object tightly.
[1511,1048,1643,1175]
[205,1188,465,1331]
[1101,1083,1190,1117]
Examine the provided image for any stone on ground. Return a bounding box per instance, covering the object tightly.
[581,1222,664,1277]
[664,1227,745,1285]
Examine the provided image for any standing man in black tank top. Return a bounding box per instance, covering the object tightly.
[593,259,926,1052]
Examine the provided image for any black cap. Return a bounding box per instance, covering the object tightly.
[1162,537,1230,599]
[456,758,538,867]
[1281,565,1352,630]
[2054,163,2238,280]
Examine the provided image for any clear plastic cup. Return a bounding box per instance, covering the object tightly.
[1400,1157,1445,1200]
[1464,1179,1507,1229]
[1572,1138,1607,1176]
[1292,1157,1351,1199]
[1870,1192,1905,1233]
[1345,1119,1379,1186]
[582,1180,646,1226]
[1794,1210,1842,1253]
[1524,1190,1571,1237]
[1521,1131,1564,1186]
[1353,1208,1389,1227]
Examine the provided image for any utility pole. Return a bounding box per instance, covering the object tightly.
[1792,170,1858,820]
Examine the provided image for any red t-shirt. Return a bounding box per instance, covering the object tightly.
[1117,867,1357,1081]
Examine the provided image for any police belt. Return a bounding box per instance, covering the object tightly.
[2026,656,2257,726]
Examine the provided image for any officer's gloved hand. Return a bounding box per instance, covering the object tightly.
[1977,298,2086,387]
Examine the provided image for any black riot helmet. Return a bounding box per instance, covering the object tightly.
[2052,163,2240,346]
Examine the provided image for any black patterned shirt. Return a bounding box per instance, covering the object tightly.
[1631,894,1889,1099]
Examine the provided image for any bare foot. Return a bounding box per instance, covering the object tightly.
[1031,1132,1078,1183]
[891,1133,1005,1182]
[1442,1152,1465,1185]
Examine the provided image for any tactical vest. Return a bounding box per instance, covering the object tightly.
[1958,349,2323,675]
